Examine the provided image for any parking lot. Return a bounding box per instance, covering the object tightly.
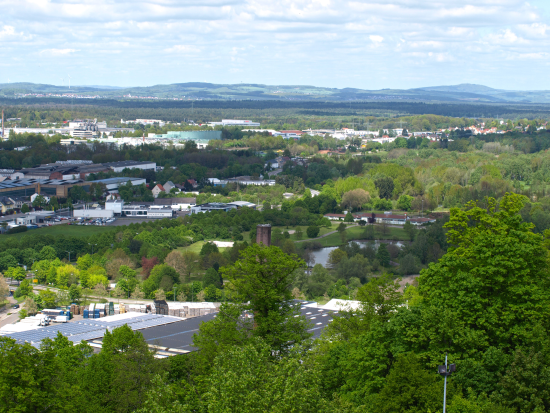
[73,217,117,226]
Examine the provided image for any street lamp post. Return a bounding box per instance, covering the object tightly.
[65,251,72,263]
[88,243,97,255]
[438,354,456,413]
[174,286,176,303]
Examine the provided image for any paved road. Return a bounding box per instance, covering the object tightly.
[0,296,22,329]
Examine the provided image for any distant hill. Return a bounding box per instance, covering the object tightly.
[415,84,500,94]
[1,82,550,103]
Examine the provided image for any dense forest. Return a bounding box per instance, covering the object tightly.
[1,98,550,127]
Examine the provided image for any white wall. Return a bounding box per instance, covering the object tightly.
[74,209,114,218]
[105,201,122,214]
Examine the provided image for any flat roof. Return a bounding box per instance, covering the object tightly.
[136,305,335,351]
[3,313,182,348]
[90,177,144,184]
[103,161,156,167]
[0,178,84,188]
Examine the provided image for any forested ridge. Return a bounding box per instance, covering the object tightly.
[1,98,550,122]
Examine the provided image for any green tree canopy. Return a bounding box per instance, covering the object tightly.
[415,193,550,361]
[219,244,310,354]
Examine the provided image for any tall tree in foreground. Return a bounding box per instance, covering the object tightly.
[221,244,311,353]
[195,244,311,362]
[415,193,550,361]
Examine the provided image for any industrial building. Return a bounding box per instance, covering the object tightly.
[0,301,335,355]
[208,119,260,127]
[207,177,276,187]
[190,202,238,214]
[128,197,197,210]
[11,161,109,180]
[0,178,89,198]
[121,204,174,218]
[70,120,102,138]
[9,160,154,181]
[147,130,222,142]
[89,177,146,191]
[73,206,115,219]
[102,160,157,173]
[73,200,175,219]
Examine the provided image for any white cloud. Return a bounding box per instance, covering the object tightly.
[39,48,78,56]
[0,0,548,89]
[485,29,528,45]
[369,35,384,43]
[164,45,201,53]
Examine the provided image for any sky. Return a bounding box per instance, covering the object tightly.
[0,0,549,90]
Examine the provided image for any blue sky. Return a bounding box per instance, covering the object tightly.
[0,0,549,90]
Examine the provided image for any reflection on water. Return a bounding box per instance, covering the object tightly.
[309,240,405,267]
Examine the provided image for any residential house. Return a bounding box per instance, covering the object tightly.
[10,197,29,210]
[0,197,15,214]
[163,181,178,193]
[30,193,51,204]
[152,184,165,198]
[265,159,279,169]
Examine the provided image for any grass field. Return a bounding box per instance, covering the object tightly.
[177,241,228,254]
[0,224,114,240]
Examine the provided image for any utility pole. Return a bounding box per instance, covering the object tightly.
[438,354,456,413]
[66,251,72,263]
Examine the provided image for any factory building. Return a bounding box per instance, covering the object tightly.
[121,204,174,218]
[0,178,89,198]
[147,130,222,142]
[208,119,260,127]
[190,202,237,214]
[103,160,157,173]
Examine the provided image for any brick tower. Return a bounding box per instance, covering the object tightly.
[256,224,272,246]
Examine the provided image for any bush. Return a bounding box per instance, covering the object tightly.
[306,226,320,238]
[8,226,27,234]
[200,242,219,256]
[374,198,393,211]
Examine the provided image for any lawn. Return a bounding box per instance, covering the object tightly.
[0,224,114,240]
[177,241,228,254]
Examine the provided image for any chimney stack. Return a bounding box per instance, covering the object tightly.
[256,224,272,247]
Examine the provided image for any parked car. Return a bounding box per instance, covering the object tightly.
[12,304,19,309]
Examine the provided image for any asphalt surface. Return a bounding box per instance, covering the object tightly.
[0,296,22,329]
[137,305,335,351]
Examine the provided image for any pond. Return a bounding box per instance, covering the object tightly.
[309,240,406,268]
